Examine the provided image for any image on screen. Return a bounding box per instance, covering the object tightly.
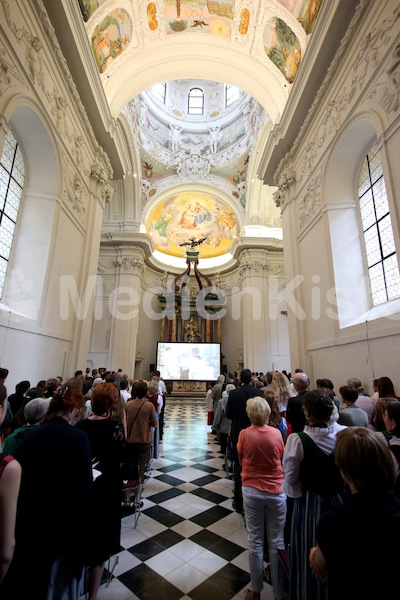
[156,342,221,381]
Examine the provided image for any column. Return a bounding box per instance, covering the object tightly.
[160,314,166,342]
[237,248,270,373]
[172,311,177,342]
[108,246,145,375]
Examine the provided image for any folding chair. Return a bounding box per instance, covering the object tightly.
[121,477,142,528]
[120,457,142,528]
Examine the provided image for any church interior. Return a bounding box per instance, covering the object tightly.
[0,0,399,396]
[1,2,400,599]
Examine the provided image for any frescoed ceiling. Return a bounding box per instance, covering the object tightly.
[146,192,240,258]
[121,80,266,217]
[74,0,325,262]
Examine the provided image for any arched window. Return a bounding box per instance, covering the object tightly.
[0,130,25,298]
[225,85,239,107]
[358,145,400,305]
[188,88,204,115]
[152,82,166,104]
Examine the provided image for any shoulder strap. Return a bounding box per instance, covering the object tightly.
[127,401,146,436]
[382,430,393,443]
[298,431,329,456]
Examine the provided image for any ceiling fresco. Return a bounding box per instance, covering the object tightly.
[91,8,132,73]
[76,0,324,262]
[163,1,234,37]
[79,0,323,37]
[80,1,324,81]
[264,17,301,84]
[146,192,240,258]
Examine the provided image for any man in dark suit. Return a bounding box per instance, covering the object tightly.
[286,372,310,433]
[226,368,264,513]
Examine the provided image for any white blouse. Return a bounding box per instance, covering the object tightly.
[282,422,347,498]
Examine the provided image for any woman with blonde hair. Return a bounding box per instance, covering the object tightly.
[237,396,286,600]
[264,390,288,443]
[271,371,295,415]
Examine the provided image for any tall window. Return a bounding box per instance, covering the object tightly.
[0,131,25,298]
[225,85,239,107]
[188,88,204,115]
[152,82,166,104]
[358,145,400,305]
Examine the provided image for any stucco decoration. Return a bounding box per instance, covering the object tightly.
[91,8,132,73]
[298,167,323,231]
[164,0,234,36]
[146,192,239,258]
[278,0,323,35]
[264,17,301,84]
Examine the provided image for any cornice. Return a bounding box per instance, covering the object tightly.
[260,0,360,185]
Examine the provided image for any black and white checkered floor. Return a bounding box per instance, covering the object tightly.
[89,397,275,600]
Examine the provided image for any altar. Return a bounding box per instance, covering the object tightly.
[170,380,207,396]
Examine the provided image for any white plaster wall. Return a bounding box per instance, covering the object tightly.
[275,0,400,391]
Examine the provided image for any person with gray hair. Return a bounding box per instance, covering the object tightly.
[286,372,310,433]
[211,374,225,435]
[2,398,50,456]
[238,396,286,600]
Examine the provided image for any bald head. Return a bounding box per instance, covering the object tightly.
[292,372,310,392]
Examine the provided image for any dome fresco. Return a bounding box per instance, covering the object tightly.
[146,192,240,258]
[77,0,325,263]
[120,81,265,226]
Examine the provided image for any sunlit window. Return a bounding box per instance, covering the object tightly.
[0,131,24,299]
[188,88,204,115]
[358,145,400,305]
[152,82,166,104]
[226,85,240,107]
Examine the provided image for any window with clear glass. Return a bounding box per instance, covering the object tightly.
[188,88,204,115]
[358,145,400,305]
[152,82,166,104]
[0,131,25,298]
[226,85,240,107]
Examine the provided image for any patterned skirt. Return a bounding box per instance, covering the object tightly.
[289,490,345,600]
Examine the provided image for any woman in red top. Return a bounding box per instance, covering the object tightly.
[237,397,286,600]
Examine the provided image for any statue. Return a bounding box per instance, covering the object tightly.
[185,316,201,343]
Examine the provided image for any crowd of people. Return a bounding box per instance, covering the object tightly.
[0,366,167,599]
[210,368,400,600]
[1,364,400,600]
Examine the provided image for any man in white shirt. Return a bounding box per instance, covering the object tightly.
[153,370,168,438]
[119,379,131,403]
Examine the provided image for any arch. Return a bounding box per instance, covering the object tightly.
[9,103,59,193]
[324,112,400,327]
[3,103,59,318]
[107,46,286,122]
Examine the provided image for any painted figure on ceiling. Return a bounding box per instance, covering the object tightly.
[239,8,250,35]
[147,3,158,31]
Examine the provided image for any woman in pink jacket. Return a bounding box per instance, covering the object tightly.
[237,396,286,600]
